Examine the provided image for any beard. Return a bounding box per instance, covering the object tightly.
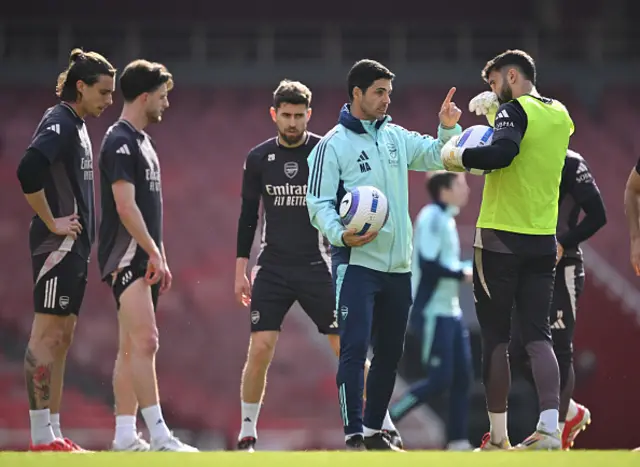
[279,129,304,145]
[359,101,384,120]
[497,83,513,104]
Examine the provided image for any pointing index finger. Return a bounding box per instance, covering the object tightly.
[442,87,457,106]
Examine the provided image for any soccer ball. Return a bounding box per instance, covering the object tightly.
[339,186,389,235]
[456,125,494,175]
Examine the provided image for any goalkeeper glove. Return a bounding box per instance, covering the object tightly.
[468,91,499,127]
[440,136,466,172]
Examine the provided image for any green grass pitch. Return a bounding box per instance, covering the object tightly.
[1,451,638,467]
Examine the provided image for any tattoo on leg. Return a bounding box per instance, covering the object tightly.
[25,347,52,410]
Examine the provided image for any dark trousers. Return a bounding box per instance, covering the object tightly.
[334,264,412,436]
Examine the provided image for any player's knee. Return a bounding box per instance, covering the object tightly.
[29,318,68,354]
[248,333,277,367]
[130,330,159,357]
[117,338,133,360]
[482,332,509,359]
[481,341,508,382]
[60,328,75,351]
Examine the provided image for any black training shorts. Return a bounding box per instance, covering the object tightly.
[249,263,338,334]
[32,251,88,316]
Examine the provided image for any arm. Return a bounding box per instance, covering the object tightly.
[558,195,606,249]
[112,181,161,258]
[235,199,259,276]
[17,149,56,229]
[17,121,81,236]
[462,101,528,170]
[625,165,640,275]
[236,153,262,278]
[625,165,640,241]
[161,243,167,262]
[306,141,346,247]
[406,124,463,171]
[102,138,162,259]
[557,161,607,249]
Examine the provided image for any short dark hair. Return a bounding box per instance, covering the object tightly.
[427,172,458,201]
[272,80,312,109]
[481,49,536,84]
[347,59,395,101]
[56,48,116,102]
[119,59,174,102]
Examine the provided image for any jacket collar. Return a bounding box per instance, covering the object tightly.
[338,103,391,135]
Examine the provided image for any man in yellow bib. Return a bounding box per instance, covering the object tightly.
[441,50,574,451]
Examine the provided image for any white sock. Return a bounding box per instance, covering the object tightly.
[537,409,559,433]
[29,409,56,445]
[50,413,62,439]
[114,415,138,446]
[559,422,565,433]
[382,411,397,432]
[363,426,380,437]
[567,399,579,420]
[239,402,261,440]
[488,411,508,442]
[141,404,171,442]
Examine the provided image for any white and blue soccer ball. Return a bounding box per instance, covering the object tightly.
[339,186,389,235]
[456,124,494,175]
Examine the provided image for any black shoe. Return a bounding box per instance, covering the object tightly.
[382,429,404,449]
[345,435,366,451]
[364,432,404,451]
[237,436,256,452]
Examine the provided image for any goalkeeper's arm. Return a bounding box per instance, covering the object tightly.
[444,100,527,172]
[467,101,526,169]
[462,140,519,170]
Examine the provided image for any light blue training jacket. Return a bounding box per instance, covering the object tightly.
[306,104,462,273]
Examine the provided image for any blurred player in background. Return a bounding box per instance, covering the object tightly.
[98,60,197,452]
[234,80,401,452]
[16,48,115,452]
[389,172,473,451]
[307,59,461,451]
[441,49,574,450]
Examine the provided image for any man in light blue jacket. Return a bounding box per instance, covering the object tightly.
[306,59,462,450]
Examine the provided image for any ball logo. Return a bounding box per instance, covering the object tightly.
[339,186,389,235]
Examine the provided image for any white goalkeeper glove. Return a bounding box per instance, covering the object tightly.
[440,136,466,172]
[468,91,499,127]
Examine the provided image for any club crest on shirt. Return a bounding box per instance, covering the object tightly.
[387,142,398,167]
[284,161,298,179]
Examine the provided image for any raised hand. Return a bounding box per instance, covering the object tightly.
[439,87,462,128]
